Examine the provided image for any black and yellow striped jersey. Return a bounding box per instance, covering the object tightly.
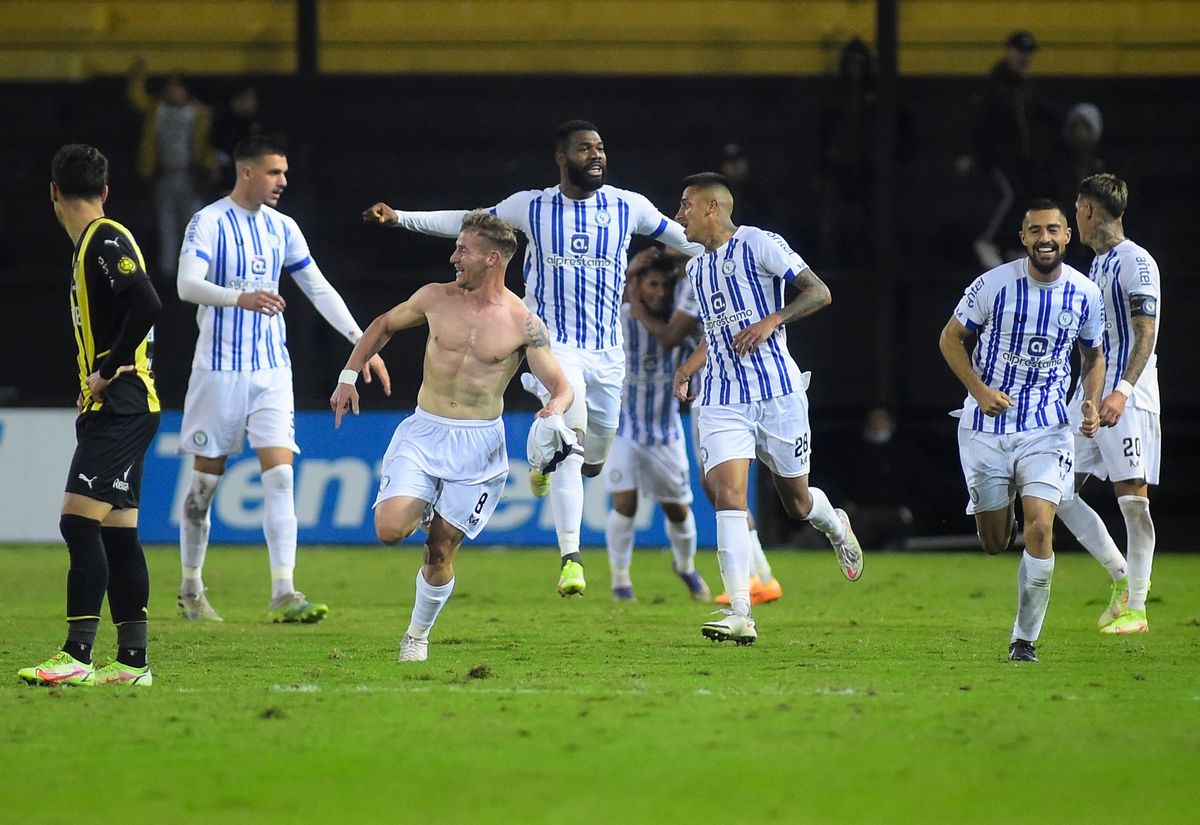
[70,217,160,414]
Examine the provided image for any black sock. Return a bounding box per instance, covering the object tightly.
[102,525,150,668]
[561,552,583,567]
[61,514,107,655]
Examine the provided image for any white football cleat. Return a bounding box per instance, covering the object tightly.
[700,610,757,645]
[398,633,428,662]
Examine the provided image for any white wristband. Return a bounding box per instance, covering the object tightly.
[338,369,359,386]
[1115,379,1134,398]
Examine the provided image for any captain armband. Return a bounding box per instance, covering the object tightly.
[1129,294,1158,318]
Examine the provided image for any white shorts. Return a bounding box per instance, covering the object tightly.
[603,434,693,504]
[523,342,624,464]
[1070,402,1161,485]
[374,408,508,540]
[695,392,811,478]
[957,423,1075,515]
[180,366,297,457]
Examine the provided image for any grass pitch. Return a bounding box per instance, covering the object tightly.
[2,544,1198,824]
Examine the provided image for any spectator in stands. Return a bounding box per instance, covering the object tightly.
[127,57,216,277]
[1057,102,1109,270]
[718,142,772,230]
[213,83,264,187]
[956,31,1061,270]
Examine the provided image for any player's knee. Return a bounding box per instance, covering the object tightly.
[582,462,604,478]
[1023,518,1054,554]
[375,517,418,546]
[425,537,459,569]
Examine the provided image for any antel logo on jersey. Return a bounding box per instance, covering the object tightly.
[570,234,590,254]
[250,256,269,276]
[1027,336,1050,357]
[1057,310,1075,328]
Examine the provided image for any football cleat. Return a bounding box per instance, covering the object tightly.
[701,609,757,645]
[529,469,551,498]
[557,560,586,597]
[1097,577,1129,629]
[611,585,635,601]
[17,651,94,687]
[267,591,329,624]
[674,567,712,602]
[1008,639,1039,662]
[716,576,784,606]
[1100,607,1147,635]
[94,661,153,686]
[179,589,223,622]
[832,509,864,581]
[398,633,428,662]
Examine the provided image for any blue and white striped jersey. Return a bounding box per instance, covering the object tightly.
[180,197,310,371]
[953,258,1105,433]
[686,226,808,406]
[1083,239,1161,413]
[490,186,699,351]
[616,275,699,446]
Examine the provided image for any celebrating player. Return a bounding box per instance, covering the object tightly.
[671,173,863,646]
[1057,174,1162,634]
[939,198,1105,662]
[330,211,573,662]
[363,120,702,598]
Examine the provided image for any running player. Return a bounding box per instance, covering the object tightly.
[939,198,1105,662]
[176,136,389,623]
[20,144,161,687]
[1057,173,1162,634]
[671,173,863,646]
[362,120,703,597]
[604,250,709,601]
[330,212,573,662]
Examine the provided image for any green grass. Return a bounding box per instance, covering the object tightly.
[2,544,1198,824]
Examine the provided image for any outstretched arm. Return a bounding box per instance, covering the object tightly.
[362,202,468,238]
[731,267,832,355]
[330,289,429,427]
[522,313,574,418]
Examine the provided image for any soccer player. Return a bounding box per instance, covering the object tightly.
[1056,174,1162,634]
[604,250,709,602]
[362,120,703,597]
[939,198,1105,662]
[176,136,389,623]
[671,173,864,646]
[330,212,573,662]
[19,144,161,687]
[628,246,783,604]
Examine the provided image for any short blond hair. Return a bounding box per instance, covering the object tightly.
[461,210,518,261]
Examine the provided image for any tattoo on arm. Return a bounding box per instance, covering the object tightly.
[1122,316,1156,384]
[526,314,550,348]
[776,271,831,325]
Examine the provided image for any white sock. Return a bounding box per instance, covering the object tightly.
[805,486,846,544]
[715,510,752,617]
[605,510,635,588]
[1056,496,1126,581]
[749,528,771,581]
[180,469,220,595]
[666,509,697,574]
[1012,550,1055,642]
[550,453,584,558]
[406,568,455,639]
[262,464,297,600]
[1118,495,1155,610]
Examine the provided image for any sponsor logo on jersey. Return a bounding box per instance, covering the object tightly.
[544,254,610,269]
[97,256,109,275]
[77,473,98,490]
[1027,336,1049,357]
[104,238,122,249]
[703,308,754,332]
[117,256,137,275]
[250,256,268,276]
[569,234,589,254]
[112,464,133,492]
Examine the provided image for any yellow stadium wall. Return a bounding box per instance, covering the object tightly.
[1,0,1197,79]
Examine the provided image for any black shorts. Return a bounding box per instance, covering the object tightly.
[65,411,161,509]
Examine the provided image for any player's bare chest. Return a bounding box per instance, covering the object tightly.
[429,308,519,364]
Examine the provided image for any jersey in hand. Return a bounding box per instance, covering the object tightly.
[953,258,1104,433]
[491,186,682,351]
[180,197,310,371]
[70,218,159,414]
[686,226,807,406]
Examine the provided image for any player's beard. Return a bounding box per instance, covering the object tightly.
[566,159,606,193]
[1027,244,1064,275]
